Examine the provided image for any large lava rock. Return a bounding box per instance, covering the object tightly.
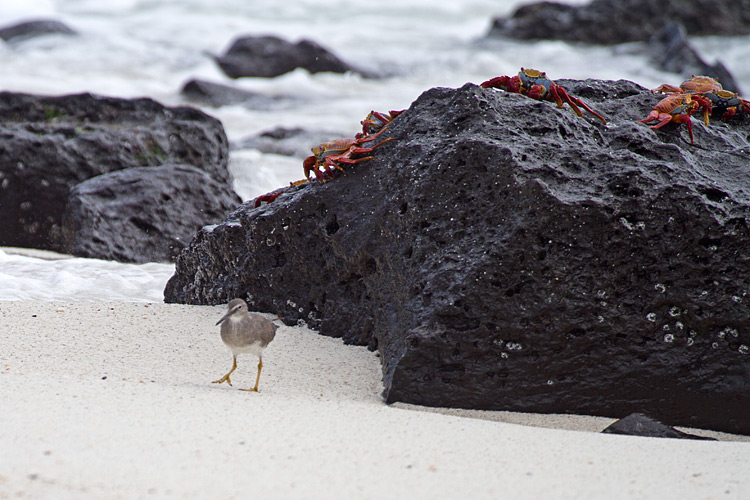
[62,164,241,263]
[165,79,750,435]
[214,35,366,79]
[487,0,750,43]
[0,92,229,252]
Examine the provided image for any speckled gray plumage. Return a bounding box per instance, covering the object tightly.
[212,298,277,391]
[218,299,277,355]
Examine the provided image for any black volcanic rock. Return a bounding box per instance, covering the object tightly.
[165,79,750,435]
[214,35,367,79]
[602,413,717,440]
[62,164,241,263]
[0,92,229,252]
[648,22,740,93]
[487,0,750,43]
[0,19,77,43]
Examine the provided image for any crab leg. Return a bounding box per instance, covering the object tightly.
[672,115,695,145]
[333,155,375,165]
[652,84,683,94]
[640,113,694,145]
[349,137,394,155]
[356,126,390,145]
[558,89,607,124]
[646,116,674,129]
[553,87,582,115]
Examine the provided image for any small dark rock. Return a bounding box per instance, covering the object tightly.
[181,79,265,107]
[214,35,366,79]
[487,0,750,43]
[62,164,240,263]
[292,39,357,74]
[0,92,230,253]
[602,413,717,440]
[0,19,77,43]
[232,126,348,158]
[165,80,750,435]
[180,78,300,109]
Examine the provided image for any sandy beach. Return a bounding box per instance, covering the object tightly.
[1,301,748,499]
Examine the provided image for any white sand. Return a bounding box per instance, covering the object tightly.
[1,301,748,499]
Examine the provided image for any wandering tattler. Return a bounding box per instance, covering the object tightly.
[212,298,277,392]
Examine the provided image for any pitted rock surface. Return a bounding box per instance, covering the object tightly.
[165,79,750,435]
[62,164,240,263]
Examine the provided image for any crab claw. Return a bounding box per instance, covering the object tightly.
[303,155,327,183]
[253,189,285,208]
[481,75,521,93]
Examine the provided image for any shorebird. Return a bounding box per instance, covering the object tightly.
[212,298,277,392]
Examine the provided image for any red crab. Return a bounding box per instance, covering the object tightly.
[481,68,607,124]
[702,89,750,122]
[637,92,708,145]
[652,75,750,125]
[356,109,404,138]
[303,127,393,182]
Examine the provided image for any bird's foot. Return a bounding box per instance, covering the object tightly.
[212,375,232,386]
[240,386,259,392]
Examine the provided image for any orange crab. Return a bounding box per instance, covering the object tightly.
[652,75,750,125]
[637,92,708,145]
[303,127,393,182]
[652,75,723,96]
[481,68,606,124]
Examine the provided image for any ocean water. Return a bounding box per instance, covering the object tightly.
[1,0,749,302]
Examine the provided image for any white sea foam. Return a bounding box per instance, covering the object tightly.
[0,249,174,302]
[0,0,748,302]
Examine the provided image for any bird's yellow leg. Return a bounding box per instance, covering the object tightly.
[212,356,237,386]
[241,359,263,392]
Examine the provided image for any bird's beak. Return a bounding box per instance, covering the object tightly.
[216,305,240,325]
